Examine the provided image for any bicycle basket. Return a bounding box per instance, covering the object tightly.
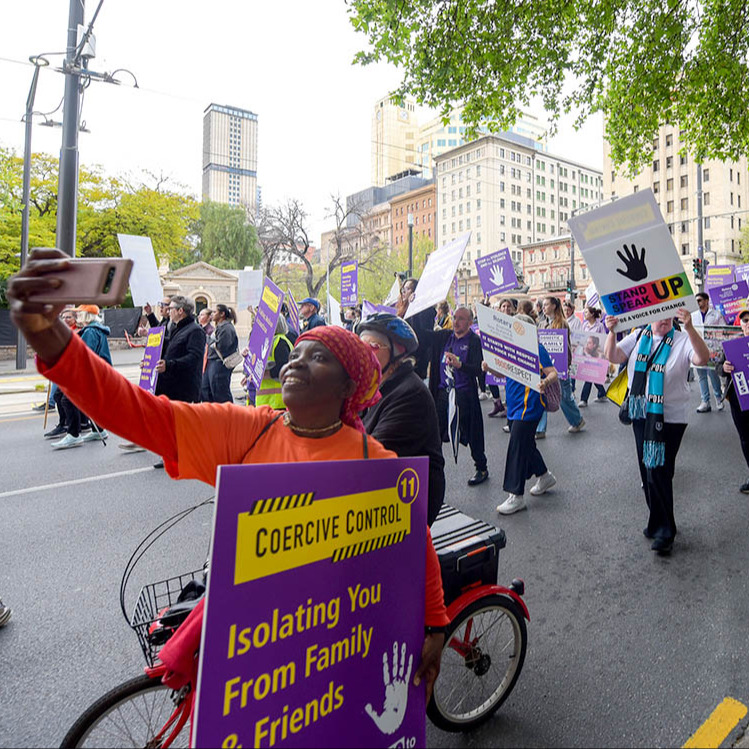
[130,569,204,667]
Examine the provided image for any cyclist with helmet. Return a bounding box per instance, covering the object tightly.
[358,314,446,525]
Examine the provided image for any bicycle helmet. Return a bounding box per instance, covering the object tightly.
[356,313,419,373]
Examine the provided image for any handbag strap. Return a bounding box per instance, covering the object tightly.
[247,412,285,453]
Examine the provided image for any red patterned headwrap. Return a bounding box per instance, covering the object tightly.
[295,326,382,432]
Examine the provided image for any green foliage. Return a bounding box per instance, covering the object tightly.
[192,201,261,270]
[740,223,749,261]
[348,0,749,173]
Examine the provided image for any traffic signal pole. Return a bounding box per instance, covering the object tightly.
[696,164,704,291]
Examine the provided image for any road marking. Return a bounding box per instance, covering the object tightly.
[0,467,156,499]
[0,414,44,423]
[683,697,748,748]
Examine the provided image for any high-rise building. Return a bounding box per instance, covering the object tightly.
[434,133,603,273]
[371,95,548,186]
[604,126,749,267]
[202,103,258,214]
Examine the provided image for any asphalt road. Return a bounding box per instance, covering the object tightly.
[2,385,749,747]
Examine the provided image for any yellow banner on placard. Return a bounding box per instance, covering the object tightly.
[234,488,411,584]
[342,263,356,273]
[147,332,162,347]
[582,202,655,242]
[261,285,281,313]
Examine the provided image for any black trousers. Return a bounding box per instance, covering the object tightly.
[59,394,82,437]
[436,388,487,472]
[201,359,233,403]
[503,418,546,495]
[53,388,66,428]
[632,419,687,542]
[580,381,606,402]
[728,390,749,469]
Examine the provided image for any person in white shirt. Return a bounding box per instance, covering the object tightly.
[605,309,710,554]
[691,292,726,412]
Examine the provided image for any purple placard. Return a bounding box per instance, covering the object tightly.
[723,336,749,410]
[452,275,460,302]
[736,264,749,283]
[486,373,506,387]
[475,247,518,296]
[340,260,358,307]
[138,326,165,394]
[361,300,397,318]
[708,280,749,325]
[192,458,428,748]
[706,264,736,290]
[538,330,568,379]
[287,288,300,334]
[244,278,285,388]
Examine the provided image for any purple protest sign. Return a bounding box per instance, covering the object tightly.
[569,330,608,384]
[708,280,749,325]
[538,330,568,379]
[361,300,397,318]
[736,264,749,283]
[138,326,165,394]
[244,278,285,388]
[340,261,358,307]
[723,336,749,410]
[706,264,735,290]
[475,247,518,297]
[192,457,428,748]
[486,373,506,387]
[287,288,300,334]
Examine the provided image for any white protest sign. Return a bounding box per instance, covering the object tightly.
[383,277,401,307]
[406,232,470,319]
[326,293,345,328]
[476,304,541,392]
[236,270,264,309]
[116,234,163,307]
[568,190,697,330]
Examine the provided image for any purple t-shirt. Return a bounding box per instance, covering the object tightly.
[440,333,473,390]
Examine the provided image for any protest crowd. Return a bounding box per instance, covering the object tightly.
[6,209,749,739]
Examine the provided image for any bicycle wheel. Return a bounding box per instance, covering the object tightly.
[60,674,190,748]
[428,594,527,732]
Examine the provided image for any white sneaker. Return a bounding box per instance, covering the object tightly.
[595,396,608,403]
[578,400,587,408]
[568,418,586,433]
[478,391,490,401]
[696,402,711,413]
[51,434,84,450]
[502,424,511,433]
[497,494,527,514]
[716,400,725,411]
[530,471,557,496]
[119,441,146,452]
[82,430,108,442]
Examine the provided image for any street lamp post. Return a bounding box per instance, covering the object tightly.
[407,213,414,278]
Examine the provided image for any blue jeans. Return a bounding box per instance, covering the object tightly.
[696,367,722,404]
[537,378,584,433]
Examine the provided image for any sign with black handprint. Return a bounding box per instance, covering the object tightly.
[568,189,697,330]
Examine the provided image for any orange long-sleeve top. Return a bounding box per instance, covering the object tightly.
[39,333,449,627]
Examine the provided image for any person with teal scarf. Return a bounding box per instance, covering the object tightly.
[605,309,710,554]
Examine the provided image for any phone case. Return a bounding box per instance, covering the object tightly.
[27,257,134,307]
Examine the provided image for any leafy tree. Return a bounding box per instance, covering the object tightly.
[740,223,749,261]
[192,200,261,269]
[348,0,749,172]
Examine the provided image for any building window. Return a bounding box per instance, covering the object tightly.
[680,175,688,188]
[680,154,687,166]
[666,134,673,147]
[667,200,674,213]
[653,160,660,172]
[704,216,711,229]
[667,178,674,191]
[704,192,710,206]
[702,168,710,182]
[681,222,687,233]
[681,198,688,210]
[653,181,660,194]
[681,243,689,256]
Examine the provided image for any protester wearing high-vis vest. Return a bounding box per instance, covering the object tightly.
[255,316,294,409]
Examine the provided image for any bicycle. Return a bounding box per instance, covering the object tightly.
[60,502,528,747]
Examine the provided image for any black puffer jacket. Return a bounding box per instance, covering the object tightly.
[362,361,445,526]
[156,316,205,403]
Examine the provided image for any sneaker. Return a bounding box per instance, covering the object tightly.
[0,601,11,628]
[594,396,608,403]
[568,418,586,433]
[478,391,490,401]
[44,424,67,439]
[80,422,92,433]
[502,424,511,433]
[51,433,84,450]
[535,431,546,440]
[119,441,146,452]
[578,400,587,408]
[82,429,108,442]
[716,400,725,411]
[696,402,711,413]
[497,494,527,515]
[740,480,749,494]
[530,471,557,496]
[32,402,53,412]
[153,460,165,469]
[467,470,489,486]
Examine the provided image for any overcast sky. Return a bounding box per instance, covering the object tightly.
[0,0,603,245]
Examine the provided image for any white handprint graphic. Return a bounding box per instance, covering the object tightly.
[365,641,413,735]
[260,338,269,359]
[489,264,505,288]
[351,282,357,295]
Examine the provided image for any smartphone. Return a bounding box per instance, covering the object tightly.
[27,256,134,306]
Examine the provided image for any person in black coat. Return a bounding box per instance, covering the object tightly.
[358,314,446,526]
[427,306,488,486]
[154,296,205,404]
[202,304,239,403]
